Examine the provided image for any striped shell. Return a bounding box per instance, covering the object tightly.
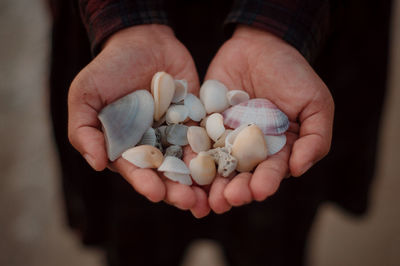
[222,99,289,135]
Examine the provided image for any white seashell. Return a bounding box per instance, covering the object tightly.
[189,152,216,185]
[227,90,250,106]
[205,113,225,142]
[172,79,188,103]
[184,93,206,122]
[223,98,289,135]
[265,134,286,155]
[231,124,268,172]
[163,172,192,185]
[206,148,237,177]
[166,124,188,146]
[138,127,157,146]
[98,90,154,161]
[164,145,183,159]
[224,124,249,151]
[199,80,230,114]
[165,105,189,124]
[213,129,233,148]
[187,126,211,153]
[151,71,176,121]
[122,145,163,168]
[158,156,190,174]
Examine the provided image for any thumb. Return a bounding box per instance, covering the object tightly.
[68,75,108,171]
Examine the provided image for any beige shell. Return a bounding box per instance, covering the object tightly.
[187,126,211,153]
[213,129,232,148]
[227,90,250,106]
[199,80,230,114]
[189,152,216,185]
[122,145,163,168]
[205,113,225,142]
[165,104,189,124]
[231,124,268,172]
[151,72,176,121]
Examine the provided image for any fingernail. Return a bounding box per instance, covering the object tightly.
[83,154,96,169]
[299,162,313,176]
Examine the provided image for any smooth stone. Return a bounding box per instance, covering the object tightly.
[164,145,183,159]
[166,124,188,146]
[189,152,216,185]
[151,71,176,121]
[231,124,268,172]
[205,113,225,142]
[187,126,211,153]
[184,93,206,122]
[122,145,163,168]
[199,80,230,114]
[98,90,154,161]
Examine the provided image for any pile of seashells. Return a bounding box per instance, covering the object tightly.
[98,72,289,186]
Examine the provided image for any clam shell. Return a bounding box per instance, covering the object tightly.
[138,127,157,146]
[206,148,237,177]
[172,79,188,103]
[231,124,268,172]
[222,98,289,135]
[199,80,230,114]
[184,93,206,122]
[151,72,176,121]
[122,145,163,168]
[164,145,183,159]
[227,90,250,106]
[189,152,216,185]
[205,113,225,142]
[163,172,192,185]
[265,134,286,155]
[165,105,189,124]
[213,129,232,148]
[158,156,190,174]
[98,90,154,161]
[187,126,211,153]
[166,124,188,146]
[224,124,249,151]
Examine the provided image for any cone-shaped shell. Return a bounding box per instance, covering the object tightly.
[122,145,163,168]
[231,124,268,172]
[189,152,216,185]
[98,90,154,161]
[151,72,176,121]
[223,98,289,135]
[199,80,230,114]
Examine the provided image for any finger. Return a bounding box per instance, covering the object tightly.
[290,99,334,176]
[224,172,253,206]
[209,176,232,214]
[190,186,211,218]
[250,133,295,201]
[113,158,166,202]
[164,180,196,210]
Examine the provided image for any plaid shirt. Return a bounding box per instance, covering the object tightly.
[80,0,330,61]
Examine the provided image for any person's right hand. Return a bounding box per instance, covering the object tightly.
[68,24,210,218]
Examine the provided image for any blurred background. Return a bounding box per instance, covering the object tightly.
[0,1,399,265]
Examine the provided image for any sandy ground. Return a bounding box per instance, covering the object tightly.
[0,1,399,265]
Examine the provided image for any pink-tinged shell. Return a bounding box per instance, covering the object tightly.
[222,99,289,135]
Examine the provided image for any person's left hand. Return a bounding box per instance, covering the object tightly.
[205,25,334,213]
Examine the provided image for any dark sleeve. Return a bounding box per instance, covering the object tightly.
[225,0,331,62]
[79,0,168,55]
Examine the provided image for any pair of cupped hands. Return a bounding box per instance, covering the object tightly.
[68,24,334,218]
